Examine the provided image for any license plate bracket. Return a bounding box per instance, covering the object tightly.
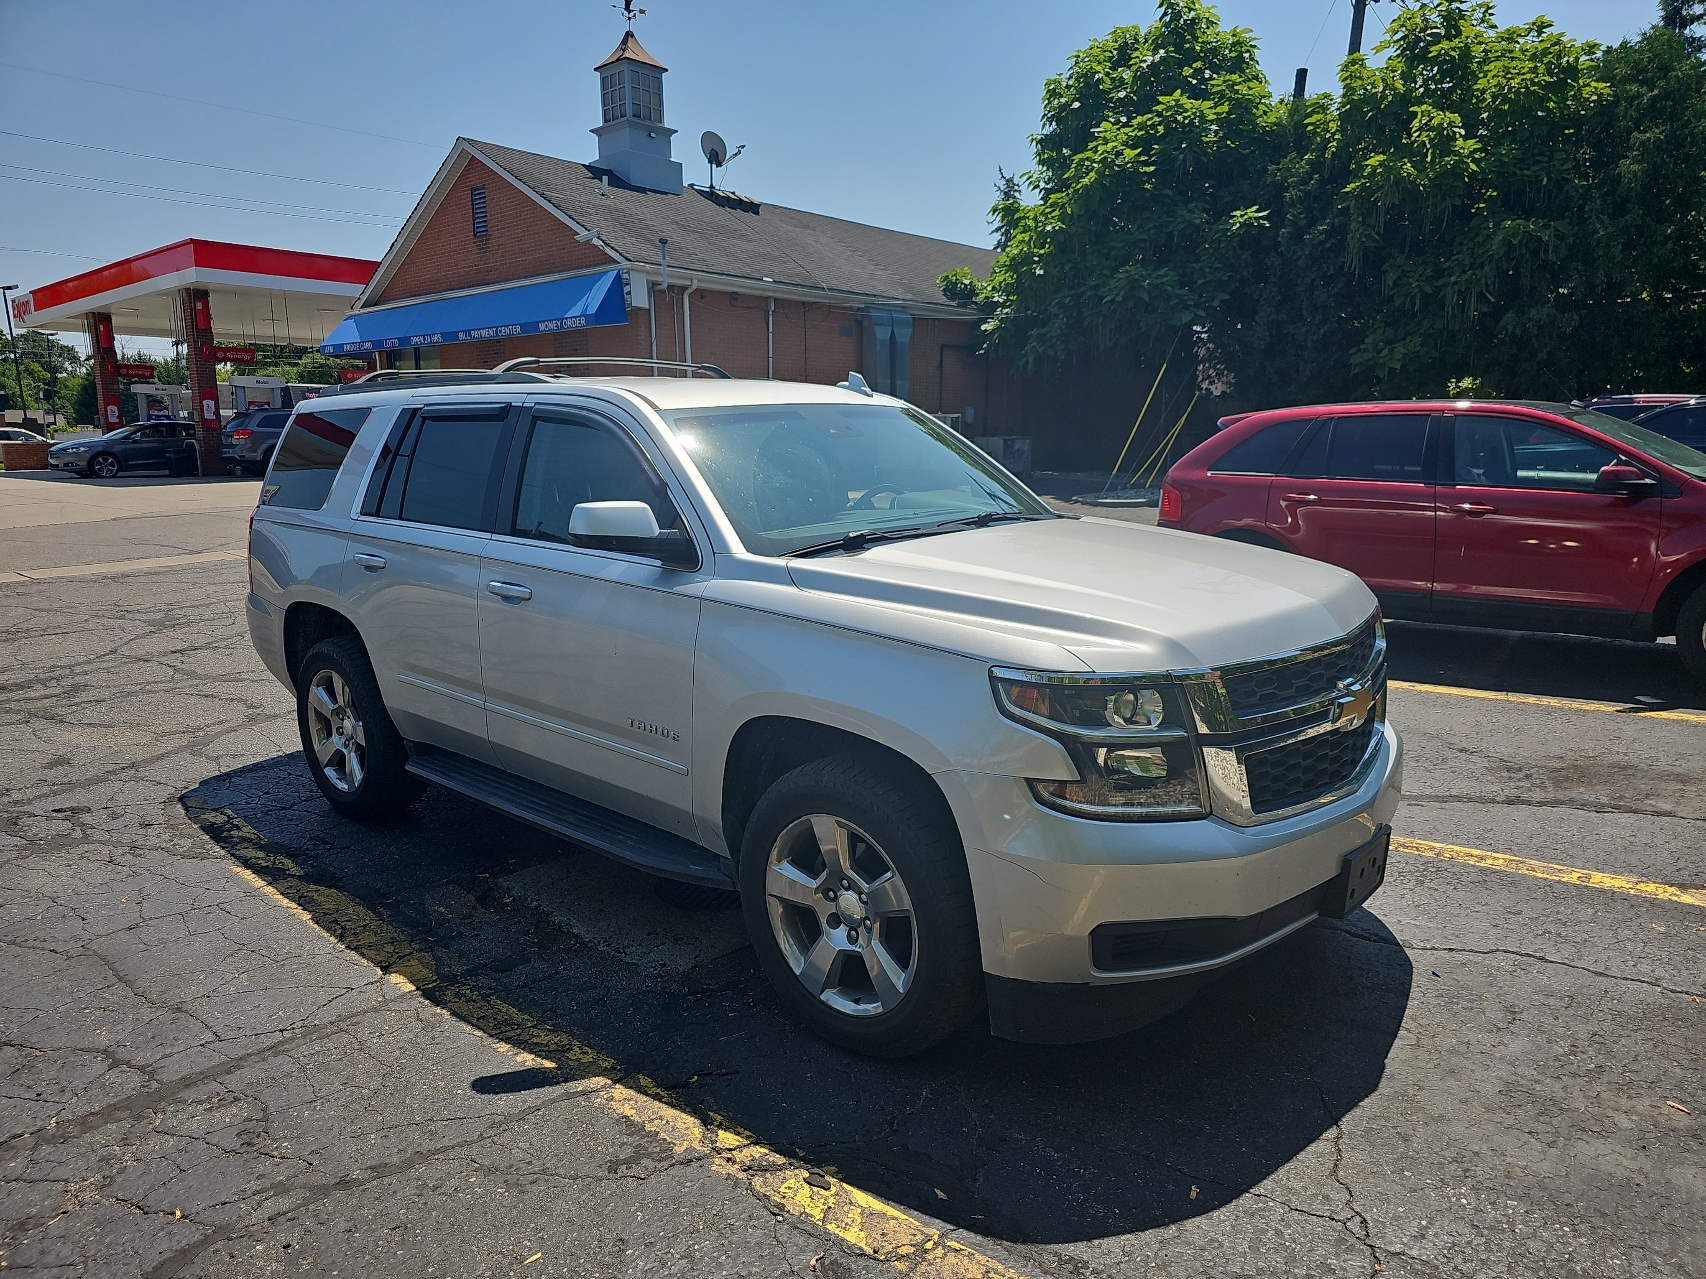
[1322,825,1391,919]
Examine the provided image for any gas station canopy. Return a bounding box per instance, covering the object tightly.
[10,239,377,347]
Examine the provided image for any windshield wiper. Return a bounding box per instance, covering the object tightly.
[932,510,1054,531]
[786,525,939,558]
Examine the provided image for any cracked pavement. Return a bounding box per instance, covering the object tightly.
[1,480,1702,1277]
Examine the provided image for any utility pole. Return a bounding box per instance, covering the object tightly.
[1292,68,1309,102]
[1348,0,1371,57]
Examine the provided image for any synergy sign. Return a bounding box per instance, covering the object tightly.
[320,270,626,356]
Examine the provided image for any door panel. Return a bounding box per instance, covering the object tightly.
[1434,414,1659,625]
[344,521,496,764]
[1265,414,1436,608]
[477,408,707,837]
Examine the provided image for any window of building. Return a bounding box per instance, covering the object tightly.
[261,409,371,510]
[627,68,663,123]
[470,184,488,238]
[601,70,626,122]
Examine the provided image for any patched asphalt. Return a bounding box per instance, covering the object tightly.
[0,487,1700,1278]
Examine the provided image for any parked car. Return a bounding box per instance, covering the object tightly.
[1158,399,1706,681]
[247,367,1401,1055]
[1575,394,1698,421]
[47,423,200,478]
[221,409,292,475]
[1630,397,1706,450]
[0,427,50,444]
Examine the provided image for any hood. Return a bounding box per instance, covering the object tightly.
[785,516,1376,672]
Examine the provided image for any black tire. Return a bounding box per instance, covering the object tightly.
[89,452,121,479]
[1677,585,1706,684]
[295,636,422,819]
[739,754,984,1057]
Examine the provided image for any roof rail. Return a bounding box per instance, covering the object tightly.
[315,368,553,396]
[493,356,734,379]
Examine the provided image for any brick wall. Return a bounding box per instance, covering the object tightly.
[373,155,615,305]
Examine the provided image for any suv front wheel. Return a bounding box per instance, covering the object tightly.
[739,754,984,1056]
[295,636,421,818]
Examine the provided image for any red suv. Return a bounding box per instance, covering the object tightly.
[1158,400,1706,681]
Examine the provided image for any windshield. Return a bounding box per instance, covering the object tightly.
[660,402,1054,556]
[1561,407,1706,481]
[103,427,138,439]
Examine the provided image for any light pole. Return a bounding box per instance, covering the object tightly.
[0,285,29,427]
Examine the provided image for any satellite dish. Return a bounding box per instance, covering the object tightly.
[701,131,727,167]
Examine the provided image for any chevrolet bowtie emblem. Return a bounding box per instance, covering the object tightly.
[1334,679,1376,730]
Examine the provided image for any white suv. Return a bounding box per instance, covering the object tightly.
[245,362,1401,1056]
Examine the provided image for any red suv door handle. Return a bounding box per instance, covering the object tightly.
[1452,502,1498,515]
[1281,492,1320,503]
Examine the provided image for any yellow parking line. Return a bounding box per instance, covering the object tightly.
[186,799,1021,1278]
[1389,680,1706,725]
[1393,836,1706,908]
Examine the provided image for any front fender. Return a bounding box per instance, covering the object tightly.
[691,599,1075,854]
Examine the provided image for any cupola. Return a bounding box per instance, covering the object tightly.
[591,31,684,195]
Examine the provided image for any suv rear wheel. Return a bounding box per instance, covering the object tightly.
[739,754,984,1056]
[1677,585,1706,684]
[295,636,421,818]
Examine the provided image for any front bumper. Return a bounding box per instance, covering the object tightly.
[936,721,1402,1041]
[49,454,91,471]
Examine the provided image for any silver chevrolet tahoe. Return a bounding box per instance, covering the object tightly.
[245,361,1401,1057]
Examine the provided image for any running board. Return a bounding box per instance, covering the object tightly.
[405,747,736,889]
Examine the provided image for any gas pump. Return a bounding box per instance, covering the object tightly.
[229,376,289,412]
[128,383,190,424]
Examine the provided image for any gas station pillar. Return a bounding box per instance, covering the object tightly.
[180,287,225,476]
[84,312,123,430]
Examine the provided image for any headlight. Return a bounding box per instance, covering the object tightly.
[991,669,1207,821]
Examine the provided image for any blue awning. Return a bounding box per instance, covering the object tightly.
[320,269,627,355]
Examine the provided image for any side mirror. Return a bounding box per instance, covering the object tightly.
[1593,463,1659,496]
[567,501,699,568]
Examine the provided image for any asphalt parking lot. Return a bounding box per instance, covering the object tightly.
[1,470,1701,1279]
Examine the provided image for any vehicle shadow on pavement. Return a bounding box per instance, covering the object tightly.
[1386,621,1706,710]
[184,756,1413,1246]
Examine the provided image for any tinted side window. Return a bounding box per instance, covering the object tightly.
[397,414,511,531]
[512,416,680,543]
[259,413,291,431]
[260,408,372,510]
[1301,414,1430,482]
[1650,407,1706,450]
[1455,416,1616,492]
[1207,418,1312,475]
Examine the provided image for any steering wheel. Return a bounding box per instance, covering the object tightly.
[848,483,903,511]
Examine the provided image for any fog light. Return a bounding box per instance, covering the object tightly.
[1102,747,1167,778]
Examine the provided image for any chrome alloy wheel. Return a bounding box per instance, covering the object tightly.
[90,454,119,478]
[765,814,917,1016]
[305,669,367,793]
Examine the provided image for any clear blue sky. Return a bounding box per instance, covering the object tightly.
[0,0,1654,356]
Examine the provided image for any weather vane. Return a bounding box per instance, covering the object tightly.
[613,0,646,23]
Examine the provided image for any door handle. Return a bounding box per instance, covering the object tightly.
[1281,492,1320,503]
[352,552,387,569]
[1452,502,1498,516]
[486,581,533,601]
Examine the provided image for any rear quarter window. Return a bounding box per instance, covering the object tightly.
[1207,417,1313,475]
[260,408,371,510]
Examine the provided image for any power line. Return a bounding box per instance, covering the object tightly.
[0,130,419,195]
[0,163,405,220]
[0,174,404,227]
[0,246,105,261]
[1304,0,1341,66]
[0,62,438,149]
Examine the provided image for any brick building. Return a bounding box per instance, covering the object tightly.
[325,31,1164,471]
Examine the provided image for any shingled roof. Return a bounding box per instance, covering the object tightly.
[371,137,995,313]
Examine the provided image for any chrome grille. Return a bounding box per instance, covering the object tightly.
[1222,617,1379,718]
[1243,717,1377,814]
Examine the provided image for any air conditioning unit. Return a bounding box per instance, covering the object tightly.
[971,435,1032,475]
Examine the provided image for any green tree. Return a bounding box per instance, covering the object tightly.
[978,0,1284,371]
